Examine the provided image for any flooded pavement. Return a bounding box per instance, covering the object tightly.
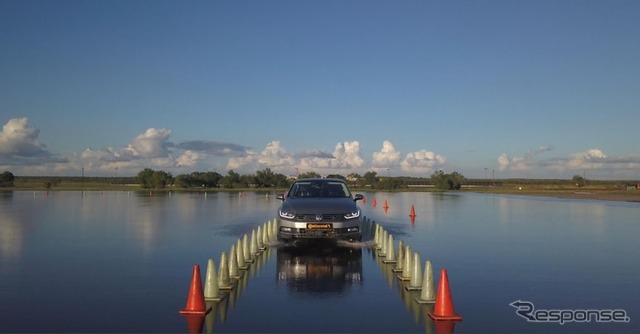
[0,190,638,333]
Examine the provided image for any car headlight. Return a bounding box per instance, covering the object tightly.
[344,210,360,219]
[279,209,295,219]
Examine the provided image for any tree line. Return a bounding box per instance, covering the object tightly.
[5,168,632,191]
[2,168,465,190]
[136,168,468,191]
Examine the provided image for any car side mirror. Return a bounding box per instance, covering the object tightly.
[276,194,285,202]
[354,194,364,202]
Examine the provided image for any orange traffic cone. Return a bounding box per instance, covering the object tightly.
[180,264,209,316]
[410,205,416,224]
[362,195,366,205]
[184,314,205,334]
[372,198,377,207]
[428,268,463,321]
[434,320,457,334]
[383,199,389,209]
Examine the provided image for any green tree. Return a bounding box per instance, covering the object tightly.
[201,171,223,188]
[174,174,193,188]
[448,171,466,190]
[273,173,291,188]
[325,174,346,180]
[346,173,361,187]
[0,171,15,187]
[430,170,449,190]
[255,168,276,187]
[378,177,406,190]
[221,170,241,188]
[174,171,223,188]
[137,168,171,189]
[363,171,378,188]
[572,175,585,187]
[239,174,254,187]
[255,168,290,188]
[430,170,466,190]
[137,168,154,188]
[151,170,172,188]
[298,171,321,179]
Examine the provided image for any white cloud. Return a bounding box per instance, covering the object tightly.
[226,152,256,171]
[566,148,607,169]
[0,117,48,157]
[176,150,202,167]
[332,141,365,168]
[226,140,365,175]
[497,145,554,172]
[528,145,554,158]
[80,147,127,162]
[174,140,249,156]
[4,118,637,180]
[71,129,177,176]
[496,147,638,178]
[497,153,510,171]
[497,153,529,171]
[122,128,171,158]
[226,140,296,172]
[293,149,334,159]
[372,140,401,168]
[400,149,446,174]
[257,141,296,166]
[299,141,364,171]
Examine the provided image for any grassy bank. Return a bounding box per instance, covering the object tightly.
[460,183,640,202]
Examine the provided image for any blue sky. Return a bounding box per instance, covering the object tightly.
[1,0,639,179]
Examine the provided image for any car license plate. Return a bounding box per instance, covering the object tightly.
[307,223,332,229]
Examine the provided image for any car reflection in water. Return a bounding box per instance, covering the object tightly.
[277,241,362,296]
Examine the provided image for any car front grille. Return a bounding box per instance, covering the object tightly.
[294,214,343,221]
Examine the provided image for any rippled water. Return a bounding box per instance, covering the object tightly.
[0,190,638,333]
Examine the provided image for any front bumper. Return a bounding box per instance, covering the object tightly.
[278,220,362,241]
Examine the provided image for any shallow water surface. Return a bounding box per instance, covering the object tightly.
[0,190,638,333]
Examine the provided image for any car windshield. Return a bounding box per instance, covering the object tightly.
[290,181,350,198]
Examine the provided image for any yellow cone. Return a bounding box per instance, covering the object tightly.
[415,260,436,304]
[229,245,240,279]
[204,258,222,301]
[236,239,248,270]
[218,252,233,290]
[242,234,253,263]
[392,240,404,272]
[398,245,412,281]
[257,226,265,250]
[407,252,422,291]
[383,234,396,264]
[250,230,258,257]
[379,229,388,256]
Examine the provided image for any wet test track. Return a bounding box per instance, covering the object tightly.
[180,217,451,334]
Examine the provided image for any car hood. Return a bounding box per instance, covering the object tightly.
[281,197,358,213]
